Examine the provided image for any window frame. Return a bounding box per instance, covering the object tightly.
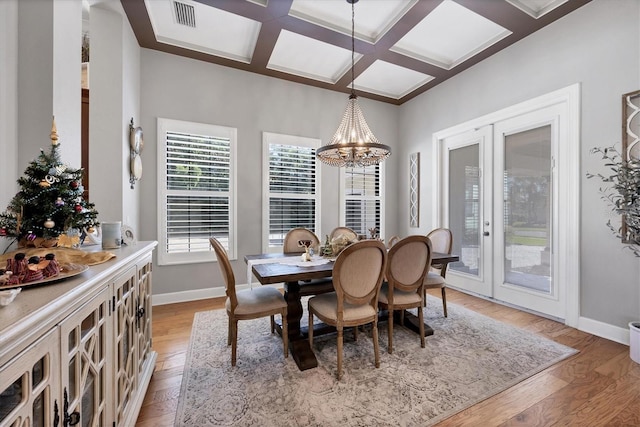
[157,118,237,265]
[339,163,385,239]
[262,132,321,253]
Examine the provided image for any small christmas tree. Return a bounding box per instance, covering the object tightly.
[0,118,99,246]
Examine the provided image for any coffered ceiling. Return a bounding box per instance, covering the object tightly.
[121,0,591,105]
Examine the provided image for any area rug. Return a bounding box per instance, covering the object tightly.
[175,296,577,426]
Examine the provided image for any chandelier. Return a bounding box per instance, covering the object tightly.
[316,0,391,168]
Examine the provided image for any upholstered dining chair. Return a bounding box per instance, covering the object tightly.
[423,228,453,317]
[283,228,333,297]
[329,226,358,242]
[386,235,400,249]
[378,235,432,353]
[209,237,288,367]
[283,227,321,254]
[308,240,387,380]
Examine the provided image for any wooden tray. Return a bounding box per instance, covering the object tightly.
[0,263,89,290]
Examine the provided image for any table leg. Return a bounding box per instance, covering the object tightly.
[378,310,435,337]
[283,281,318,370]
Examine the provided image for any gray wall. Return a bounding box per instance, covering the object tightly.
[398,0,640,329]
[139,50,399,296]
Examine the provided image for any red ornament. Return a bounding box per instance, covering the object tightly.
[75,204,83,212]
[70,181,79,189]
[0,227,6,236]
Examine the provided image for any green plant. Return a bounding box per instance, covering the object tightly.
[0,125,99,245]
[81,32,90,63]
[587,145,640,256]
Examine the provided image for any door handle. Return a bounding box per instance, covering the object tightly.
[483,231,490,236]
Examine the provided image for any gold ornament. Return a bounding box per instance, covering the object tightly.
[87,226,95,233]
[58,233,80,248]
[39,179,51,188]
[44,218,55,229]
[50,117,59,146]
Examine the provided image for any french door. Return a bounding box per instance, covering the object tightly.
[440,104,568,320]
[441,126,493,297]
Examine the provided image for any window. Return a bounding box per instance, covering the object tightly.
[262,132,320,252]
[340,164,385,238]
[157,118,236,265]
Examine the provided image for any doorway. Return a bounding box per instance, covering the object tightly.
[433,85,580,324]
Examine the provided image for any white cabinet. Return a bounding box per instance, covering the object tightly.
[0,327,60,427]
[0,242,157,427]
[59,287,110,426]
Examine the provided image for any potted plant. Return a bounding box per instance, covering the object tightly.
[587,145,640,363]
[587,145,640,254]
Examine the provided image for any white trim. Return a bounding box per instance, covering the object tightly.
[432,83,581,327]
[152,283,284,306]
[578,316,630,346]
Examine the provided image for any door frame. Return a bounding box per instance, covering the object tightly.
[431,84,581,327]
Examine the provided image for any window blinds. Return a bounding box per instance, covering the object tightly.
[165,131,231,253]
[268,143,317,246]
[344,165,381,236]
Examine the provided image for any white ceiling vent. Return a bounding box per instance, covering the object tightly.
[173,1,196,28]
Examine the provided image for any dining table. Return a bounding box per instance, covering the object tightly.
[245,251,459,371]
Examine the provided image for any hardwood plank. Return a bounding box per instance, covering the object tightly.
[551,374,640,426]
[498,370,616,426]
[136,288,638,426]
[435,371,568,426]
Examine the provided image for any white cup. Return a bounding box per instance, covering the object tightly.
[101,221,122,249]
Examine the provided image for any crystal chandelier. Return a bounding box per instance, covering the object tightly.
[316,0,391,168]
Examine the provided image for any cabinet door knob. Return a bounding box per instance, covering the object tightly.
[67,411,81,426]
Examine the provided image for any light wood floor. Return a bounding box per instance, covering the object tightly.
[136,288,640,426]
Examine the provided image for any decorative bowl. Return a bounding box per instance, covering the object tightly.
[0,288,21,306]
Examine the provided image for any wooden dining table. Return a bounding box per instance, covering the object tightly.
[245,251,459,371]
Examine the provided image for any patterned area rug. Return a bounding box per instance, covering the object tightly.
[175,296,577,426]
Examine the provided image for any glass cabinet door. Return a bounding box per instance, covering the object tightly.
[0,328,60,427]
[59,288,110,427]
[136,257,153,377]
[112,266,138,425]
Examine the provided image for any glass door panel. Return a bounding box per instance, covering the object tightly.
[448,144,480,277]
[441,125,493,297]
[503,126,552,294]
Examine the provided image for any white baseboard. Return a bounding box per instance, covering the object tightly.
[152,282,283,306]
[578,316,631,346]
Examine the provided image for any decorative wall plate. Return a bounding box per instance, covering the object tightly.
[130,126,143,153]
[131,154,143,180]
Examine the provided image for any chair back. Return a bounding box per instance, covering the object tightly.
[332,240,387,313]
[329,226,358,242]
[209,237,237,309]
[283,228,320,254]
[386,235,432,294]
[386,235,400,249]
[426,228,453,277]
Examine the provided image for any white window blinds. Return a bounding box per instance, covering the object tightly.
[158,118,236,265]
[263,133,320,251]
[342,165,384,237]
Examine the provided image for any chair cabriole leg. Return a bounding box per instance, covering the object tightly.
[418,305,425,348]
[231,317,238,366]
[373,320,380,368]
[387,308,394,354]
[337,326,343,380]
[282,309,288,358]
[442,288,448,317]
